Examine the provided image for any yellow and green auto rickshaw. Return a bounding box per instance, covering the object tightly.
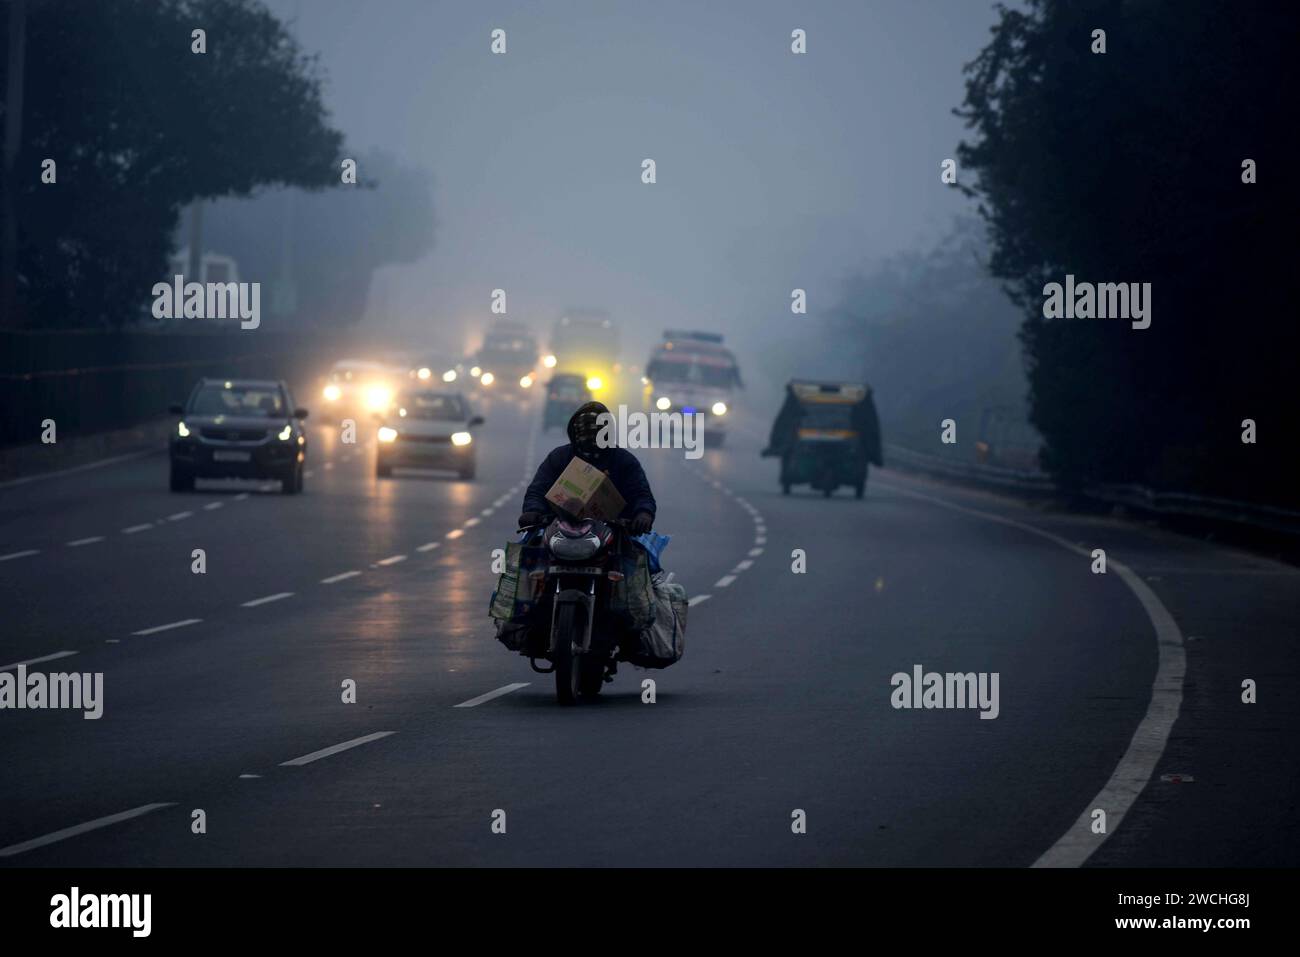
[761,380,883,498]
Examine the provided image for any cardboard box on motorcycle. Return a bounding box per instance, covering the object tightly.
[543,456,626,522]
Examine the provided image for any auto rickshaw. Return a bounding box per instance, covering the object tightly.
[761,380,883,498]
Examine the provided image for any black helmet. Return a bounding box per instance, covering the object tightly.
[567,401,611,455]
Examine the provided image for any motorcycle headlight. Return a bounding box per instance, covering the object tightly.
[548,532,601,560]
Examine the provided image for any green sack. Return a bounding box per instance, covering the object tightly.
[608,546,655,630]
[489,541,548,622]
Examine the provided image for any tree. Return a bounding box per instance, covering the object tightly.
[1,0,343,328]
[956,0,1299,505]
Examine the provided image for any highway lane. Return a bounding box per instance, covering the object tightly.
[2,400,1297,866]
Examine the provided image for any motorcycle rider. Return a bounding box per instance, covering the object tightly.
[518,401,656,532]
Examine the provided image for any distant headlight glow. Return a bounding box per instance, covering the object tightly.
[417,367,432,380]
[480,372,495,386]
[711,401,727,416]
[364,385,392,411]
[377,426,398,443]
[323,384,342,402]
[519,375,533,388]
[586,376,603,391]
[655,396,671,411]
[543,355,557,368]
[442,369,457,382]
[451,431,473,446]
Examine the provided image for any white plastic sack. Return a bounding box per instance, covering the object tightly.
[635,575,688,668]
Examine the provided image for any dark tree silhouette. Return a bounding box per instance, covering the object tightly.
[957,0,1299,506]
[2,0,343,328]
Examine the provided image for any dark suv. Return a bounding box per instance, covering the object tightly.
[169,378,309,494]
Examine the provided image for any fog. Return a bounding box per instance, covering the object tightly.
[261,0,1003,380]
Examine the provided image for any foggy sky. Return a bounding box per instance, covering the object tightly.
[265,0,1002,362]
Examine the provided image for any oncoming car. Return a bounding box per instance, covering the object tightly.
[169,378,308,494]
[543,372,593,430]
[375,390,483,480]
[320,359,401,416]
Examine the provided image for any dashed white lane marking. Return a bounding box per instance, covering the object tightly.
[454,682,530,708]
[167,511,193,521]
[303,469,315,478]
[132,618,202,636]
[234,492,249,501]
[0,548,39,563]
[67,536,104,547]
[873,479,1186,869]
[446,529,464,540]
[748,547,764,557]
[280,731,396,767]
[121,523,152,534]
[242,592,293,607]
[202,502,223,511]
[480,508,494,516]
[416,542,440,553]
[321,570,361,584]
[464,517,480,528]
[376,554,406,566]
[0,650,78,672]
[687,594,711,607]
[324,462,335,470]
[733,559,753,572]
[755,536,767,545]
[0,803,176,858]
[714,574,737,588]
[239,774,261,779]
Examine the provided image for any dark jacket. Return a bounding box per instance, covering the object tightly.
[522,403,657,520]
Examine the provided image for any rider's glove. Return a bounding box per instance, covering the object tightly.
[518,511,545,529]
[630,511,654,535]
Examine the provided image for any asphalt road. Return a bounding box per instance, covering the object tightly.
[1,398,1297,867]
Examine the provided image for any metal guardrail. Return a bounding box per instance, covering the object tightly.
[884,442,1300,537]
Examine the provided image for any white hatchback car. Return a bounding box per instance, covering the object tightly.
[375,390,483,480]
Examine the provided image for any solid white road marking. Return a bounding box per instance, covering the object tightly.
[714,574,737,588]
[122,524,152,534]
[0,803,176,858]
[874,479,1186,869]
[0,650,78,672]
[242,592,293,607]
[416,542,440,553]
[454,682,530,708]
[321,571,361,584]
[688,594,711,607]
[377,554,406,566]
[281,731,396,766]
[132,618,202,636]
[0,549,39,561]
[67,536,105,547]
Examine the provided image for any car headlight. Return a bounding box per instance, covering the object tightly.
[470,366,482,378]
[417,367,432,380]
[364,385,392,411]
[278,424,292,441]
[177,421,190,437]
[519,375,533,388]
[442,369,457,382]
[480,372,495,386]
[655,396,671,410]
[451,431,473,446]
[711,401,727,416]
[377,426,398,442]
[323,384,342,401]
[587,376,603,392]
[543,355,557,368]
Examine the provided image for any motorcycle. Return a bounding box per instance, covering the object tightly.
[518,515,636,705]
